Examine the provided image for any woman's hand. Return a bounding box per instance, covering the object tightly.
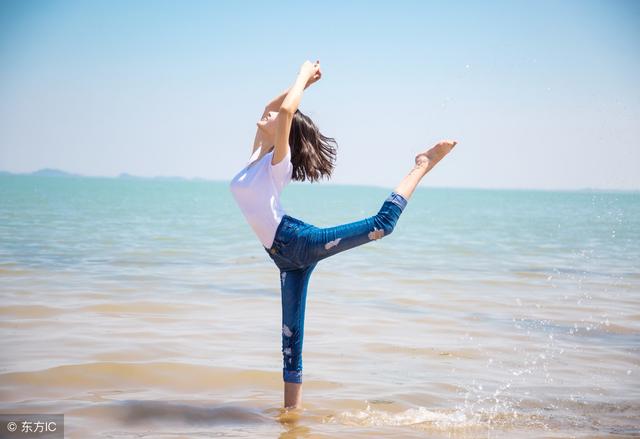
[305,64,322,88]
[300,60,321,85]
[280,60,321,114]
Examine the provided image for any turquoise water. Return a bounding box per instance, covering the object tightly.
[2,175,637,277]
[1,174,639,438]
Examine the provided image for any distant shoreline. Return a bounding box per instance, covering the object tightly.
[0,168,208,182]
[0,168,638,193]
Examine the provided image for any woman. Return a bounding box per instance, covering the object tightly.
[229,60,457,409]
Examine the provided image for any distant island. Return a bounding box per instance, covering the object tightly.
[31,168,83,178]
[0,168,202,182]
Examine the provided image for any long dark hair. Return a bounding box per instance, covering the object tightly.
[289,109,338,182]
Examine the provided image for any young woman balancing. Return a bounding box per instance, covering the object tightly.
[229,60,458,409]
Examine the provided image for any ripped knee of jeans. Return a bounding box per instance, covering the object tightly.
[368,227,385,240]
[324,237,342,250]
[372,208,399,238]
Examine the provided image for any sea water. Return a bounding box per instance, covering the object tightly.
[1,174,638,438]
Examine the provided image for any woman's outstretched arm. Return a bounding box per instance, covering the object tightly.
[252,62,321,154]
[264,87,293,114]
[264,66,320,112]
[280,61,319,113]
[271,61,320,165]
[251,87,297,155]
[251,88,295,152]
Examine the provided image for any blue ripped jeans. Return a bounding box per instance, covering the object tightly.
[263,191,408,384]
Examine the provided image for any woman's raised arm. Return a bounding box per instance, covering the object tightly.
[271,61,320,166]
[252,61,321,156]
[280,61,319,113]
[264,61,321,112]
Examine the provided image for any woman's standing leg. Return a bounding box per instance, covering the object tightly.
[279,262,317,409]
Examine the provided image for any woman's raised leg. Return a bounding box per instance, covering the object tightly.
[295,139,458,266]
[395,139,458,201]
[296,192,407,266]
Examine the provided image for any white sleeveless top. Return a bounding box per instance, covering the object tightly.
[229,145,293,249]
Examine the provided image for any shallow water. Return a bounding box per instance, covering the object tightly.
[1,175,638,438]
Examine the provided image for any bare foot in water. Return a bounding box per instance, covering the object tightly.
[415,139,458,172]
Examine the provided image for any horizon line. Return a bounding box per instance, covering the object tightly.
[1,168,638,194]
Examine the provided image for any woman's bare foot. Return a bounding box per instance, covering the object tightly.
[415,140,458,173]
[393,139,458,201]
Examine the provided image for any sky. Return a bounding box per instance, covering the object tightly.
[0,0,638,191]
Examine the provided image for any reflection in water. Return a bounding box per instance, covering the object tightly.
[109,400,317,438]
[113,400,271,426]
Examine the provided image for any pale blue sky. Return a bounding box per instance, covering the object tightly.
[1,0,638,190]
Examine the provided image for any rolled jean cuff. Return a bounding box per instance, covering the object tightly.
[283,369,303,384]
[386,192,408,212]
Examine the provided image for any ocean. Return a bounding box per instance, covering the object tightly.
[1,174,638,438]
